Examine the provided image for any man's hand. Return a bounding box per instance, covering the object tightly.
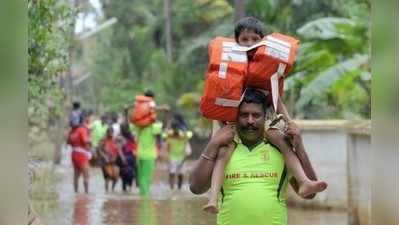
[210,125,236,148]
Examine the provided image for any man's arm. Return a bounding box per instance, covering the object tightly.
[189,125,235,195]
[189,141,218,194]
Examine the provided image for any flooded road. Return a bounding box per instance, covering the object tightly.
[38,159,348,225]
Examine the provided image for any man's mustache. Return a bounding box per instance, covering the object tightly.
[242,125,258,130]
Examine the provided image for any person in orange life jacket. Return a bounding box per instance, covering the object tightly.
[200,17,327,213]
[98,127,121,192]
[67,110,93,194]
[133,90,165,196]
[142,90,164,152]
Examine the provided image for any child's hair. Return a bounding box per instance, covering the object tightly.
[234,17,265,42]
[144,89,155,97]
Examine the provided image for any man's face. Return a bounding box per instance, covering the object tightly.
[237,102,265,144]
[237,29,262,47]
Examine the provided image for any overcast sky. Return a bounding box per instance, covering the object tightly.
[74,0,102,34]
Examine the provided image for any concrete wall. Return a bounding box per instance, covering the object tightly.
[347,132,371,225]
[286,120,371,225]
[287,128,349,209]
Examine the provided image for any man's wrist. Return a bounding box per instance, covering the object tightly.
[204,141,219,159]
[200,153,216,161]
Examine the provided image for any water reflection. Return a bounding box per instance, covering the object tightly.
[137,199,157,225]
[43,165,347,225]
[73,195,90,225]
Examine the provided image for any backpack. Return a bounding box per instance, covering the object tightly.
[199,37,248,122]
[130,95,156,127]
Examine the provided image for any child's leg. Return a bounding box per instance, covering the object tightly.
[169,173,175,190]
[177,174,183,190]
[73,167,80,193]
[265,129,327,197]
[203,145,234,214]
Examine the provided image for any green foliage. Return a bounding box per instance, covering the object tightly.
[87,0,233,114]
[28,0,75,130]
[285,13,370,119]
[80,0,370,135]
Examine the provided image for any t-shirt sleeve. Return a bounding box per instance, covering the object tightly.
[152,122,163,135]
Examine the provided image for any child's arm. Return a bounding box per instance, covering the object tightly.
[277,98,291,121]
[276,99,303,149]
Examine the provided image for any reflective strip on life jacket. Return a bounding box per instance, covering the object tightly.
[221,41,247,63]
[271,63,287,111]
[215,97,241,107]
[218,62,228,79]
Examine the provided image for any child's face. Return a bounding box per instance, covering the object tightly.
[237,29,262,47]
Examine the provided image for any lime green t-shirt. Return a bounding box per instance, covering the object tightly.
[135,122,162,160]
[90,120,107,147]
[217,140,291,225]
[164,130,193,161]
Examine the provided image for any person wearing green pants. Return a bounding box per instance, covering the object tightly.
[135,121,163,196]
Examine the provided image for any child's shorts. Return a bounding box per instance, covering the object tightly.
[169,160,185,174]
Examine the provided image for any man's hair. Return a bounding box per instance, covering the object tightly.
[239,88,269,114]
[172,113,188,131]
[111,112,118,123]
[120,123,134,140]
[144,90,155,97]
[234,16,265,42]
[72,101,81,110]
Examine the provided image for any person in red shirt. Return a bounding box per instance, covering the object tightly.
[98,127,121,192]
[67,111,92,194]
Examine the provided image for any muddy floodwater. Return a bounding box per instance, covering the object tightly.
[37,161,348,225]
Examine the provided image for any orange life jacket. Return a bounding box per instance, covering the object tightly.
[200,37,248,122]
[130,95,156,127]
[200,33,299,122]
[247,33,299,108]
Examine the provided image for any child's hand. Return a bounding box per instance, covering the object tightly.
[211,125,235,147]
[285,120,302,147]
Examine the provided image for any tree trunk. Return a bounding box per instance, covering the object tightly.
[234,0,245,22]
[164,0,173,62]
